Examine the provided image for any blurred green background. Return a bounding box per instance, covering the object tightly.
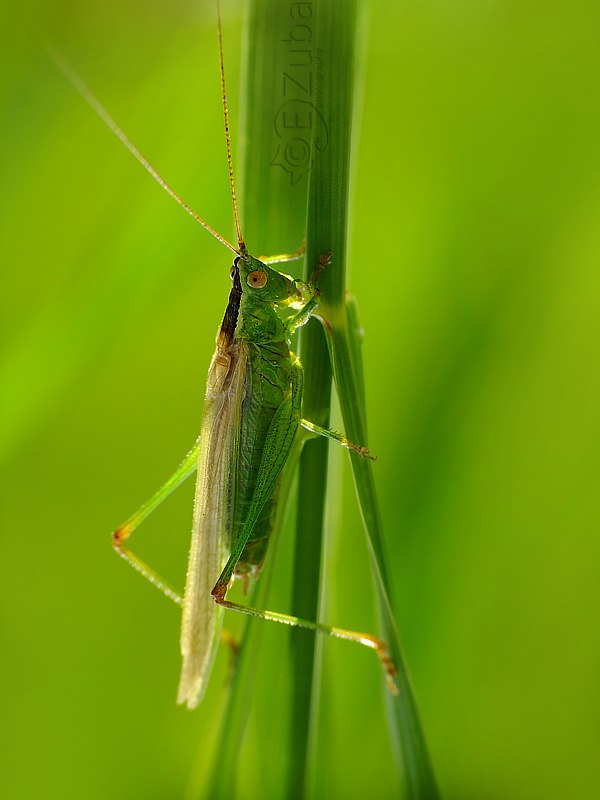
[1,0,599,798]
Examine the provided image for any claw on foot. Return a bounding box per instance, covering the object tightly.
[112,523,132,548]
[310,250,333,285]
[345,440,377,461]
[361,633,399,695]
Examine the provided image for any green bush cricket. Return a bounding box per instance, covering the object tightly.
[53,7,398,709]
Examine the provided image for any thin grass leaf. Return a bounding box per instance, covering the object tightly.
[312,8,441,796]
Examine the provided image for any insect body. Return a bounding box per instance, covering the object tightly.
[177,253,319,705]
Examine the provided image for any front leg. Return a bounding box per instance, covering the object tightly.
[286,252,332,336]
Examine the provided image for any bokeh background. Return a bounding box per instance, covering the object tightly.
[1,0,599,798]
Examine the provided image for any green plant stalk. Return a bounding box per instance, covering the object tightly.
[311,17,440,800]
[293,4,440,798]
[312,12,440,798]
[207,0,439,797]
[288,4,358,796]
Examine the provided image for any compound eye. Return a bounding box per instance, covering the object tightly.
[247,270,267,289]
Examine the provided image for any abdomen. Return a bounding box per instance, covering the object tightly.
[233,338,293,580]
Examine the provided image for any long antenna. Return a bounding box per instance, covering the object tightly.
[47,44,241,257]
[216,0,246,254]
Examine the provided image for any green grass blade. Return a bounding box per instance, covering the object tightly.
[331,320,441,799]
[290,4,359,795]
[206,1,438,797]
[300,4,441,799]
